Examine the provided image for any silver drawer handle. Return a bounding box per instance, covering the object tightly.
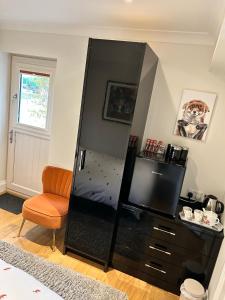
[145,263,166,274]
[152,171,163,176]
[153,226,176,236]
[149,245,171,256]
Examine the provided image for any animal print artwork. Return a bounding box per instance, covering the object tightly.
[174,89,216,142]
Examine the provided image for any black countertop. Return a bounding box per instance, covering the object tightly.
[122,198,224,238]
[176,199,224,237]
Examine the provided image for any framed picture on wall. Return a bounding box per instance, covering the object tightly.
[103,81,137,125]
[174,89,217,142]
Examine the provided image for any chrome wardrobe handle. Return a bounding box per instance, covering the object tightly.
[153,226,176,236]
[152,171,163,176]
[145,263,166,274]
[79,149,86,171]
[149,245,171,256]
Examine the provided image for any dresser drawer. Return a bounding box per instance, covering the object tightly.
[144,238,210,267]
[113,252,182,286]
[112,256,181,295]
[117,204,215,256]
[150,218,215,256]
[115,236,210,270]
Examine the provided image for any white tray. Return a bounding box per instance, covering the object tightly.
[179,212,224,232]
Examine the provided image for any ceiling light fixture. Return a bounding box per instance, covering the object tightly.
[124,0,133,3]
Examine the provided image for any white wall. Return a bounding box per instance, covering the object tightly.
[209,239,225,300]
[0,31,225,198]
[1,30,224,199]
[144,43,225,199]
[141,44,225,300]
[0,30,88,171]
[0,29,225,299]
[0,52,10,193]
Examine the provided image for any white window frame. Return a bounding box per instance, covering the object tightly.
[10,56,56,139]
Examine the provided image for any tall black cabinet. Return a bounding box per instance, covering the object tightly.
[64,38,158,269]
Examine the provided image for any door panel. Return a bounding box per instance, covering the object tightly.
[66,196,116,262]
[67,149,125,261]
[7,56,55,196]
[11,131,49,194]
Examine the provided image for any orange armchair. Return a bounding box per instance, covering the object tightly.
[18,166,73,251]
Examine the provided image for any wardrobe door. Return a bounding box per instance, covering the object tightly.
[65,39,145,265]
[120,44,158,201]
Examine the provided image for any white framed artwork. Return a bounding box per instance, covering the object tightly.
[174,89,216,142]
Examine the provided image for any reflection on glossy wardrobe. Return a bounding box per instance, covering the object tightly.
[64,38,158,270]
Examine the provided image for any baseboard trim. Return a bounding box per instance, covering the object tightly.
[6,189,29,199]
[0,180,6,195]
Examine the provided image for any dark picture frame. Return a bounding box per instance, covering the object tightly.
[103,81,137,125]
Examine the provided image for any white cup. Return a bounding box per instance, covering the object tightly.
[203,211,219,226]
[194,209,203,222]
[183,206,193,220]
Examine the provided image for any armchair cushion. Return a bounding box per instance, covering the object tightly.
[22,193,69,229]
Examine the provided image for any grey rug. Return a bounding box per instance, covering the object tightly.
[0,241,128,300]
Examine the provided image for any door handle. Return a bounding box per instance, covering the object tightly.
[144,263,166,274]
[9,130,13,143]
[153,226,176,236]
[152,171,163,176]
[12,93,18,101]
[79,149,86,171]
[149,245,172,256]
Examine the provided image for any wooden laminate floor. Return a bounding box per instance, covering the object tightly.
[0,207,179,300]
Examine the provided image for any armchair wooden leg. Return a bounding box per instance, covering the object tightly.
[18,218,25,237]
[52,229,56,251]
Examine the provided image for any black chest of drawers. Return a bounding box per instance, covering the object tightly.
[112,203,223,295]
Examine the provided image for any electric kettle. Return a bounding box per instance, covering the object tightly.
[203,195,224,214]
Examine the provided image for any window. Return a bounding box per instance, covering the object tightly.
[18,70,50,129]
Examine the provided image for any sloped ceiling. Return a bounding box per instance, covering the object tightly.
[211,17,225,75]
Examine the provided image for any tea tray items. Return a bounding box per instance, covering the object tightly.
[179,212,224,232]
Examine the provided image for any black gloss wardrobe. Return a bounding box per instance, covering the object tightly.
[64,38,158,270]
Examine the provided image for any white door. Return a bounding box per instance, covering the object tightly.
[7,56,55,197]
